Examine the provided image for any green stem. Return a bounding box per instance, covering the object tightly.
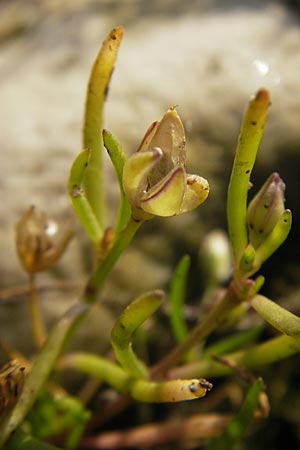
[169,255,190,343]
[170,334,300,379]
[111,291,164,378]
[84,218,143,303]
[151,290,238,377]
[58,352,131,392]
[103,129,132,236]
[28,273,46,350]
[58,353,212,403]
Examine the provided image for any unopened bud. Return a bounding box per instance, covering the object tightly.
[247,173,285,248]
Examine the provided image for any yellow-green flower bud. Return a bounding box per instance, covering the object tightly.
[122,107,209,220]
[247,172,285,248]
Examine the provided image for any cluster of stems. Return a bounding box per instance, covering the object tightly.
[1,26,298,450]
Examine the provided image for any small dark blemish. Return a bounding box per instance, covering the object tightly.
[104,84,110,99]
[245,169,250,174]
[264,204,269,209]
[251,121,257,126]
[200,380,213,391]
[258,229,263,234]
[85,285,96,297]
[189,382,198,393]
[119,322,126,331]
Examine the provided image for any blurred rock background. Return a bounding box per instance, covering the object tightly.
[0,1,300,447]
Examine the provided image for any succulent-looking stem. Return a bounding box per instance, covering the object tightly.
[151,289,239,378]
[84,218,143,303]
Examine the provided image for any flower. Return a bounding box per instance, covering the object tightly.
[247,172,286,248]
[15,206,73,273]
[122,107,209,220]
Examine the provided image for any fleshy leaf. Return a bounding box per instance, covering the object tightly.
[111,290,164,378]
[251,294,300,337]
[253,209,292,271]
[68,149,102,244]
[227,89,271,264]
[83,26,124,229]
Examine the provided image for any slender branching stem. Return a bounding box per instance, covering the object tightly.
[28,273,46,350]
[84,218,143,303]
[170,334,300,379]
[151,289,239,378]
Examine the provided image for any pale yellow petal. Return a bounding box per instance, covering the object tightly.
[148,108,186,167]
[141,167,185,217]
[122,148,163,205]
[137,121,159,151]
[180,175,210,213]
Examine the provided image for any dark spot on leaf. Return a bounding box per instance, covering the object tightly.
[85,285,96,296]
[189,382,198,393]
[251,121,257,126]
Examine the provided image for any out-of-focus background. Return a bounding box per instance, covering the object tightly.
[1,1,300,448]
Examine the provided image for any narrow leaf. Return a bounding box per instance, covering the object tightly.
[204,378,264,450]
[103,129,131,235]
[68,149,103,243]
[202,326,263,358]
[169,255,190,342]
[130,378,212,403]
[253,209,292,271]
[251,294,300,337]
[83,26,124,229]
[227,89,271,264]
[111,290,164,378]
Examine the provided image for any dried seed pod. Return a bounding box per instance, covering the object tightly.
[0,360,26,415]
[15,206,73,273]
